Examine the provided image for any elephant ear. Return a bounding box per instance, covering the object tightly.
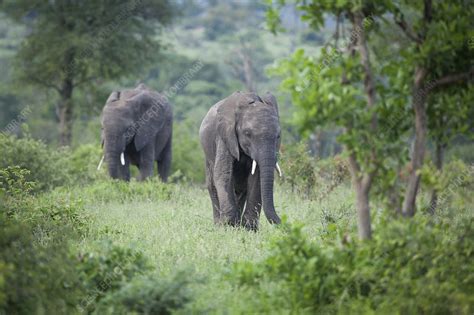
[217,91,245,161]
[106,91,121,103]
[128,92,166,151]
[261,91,279,118]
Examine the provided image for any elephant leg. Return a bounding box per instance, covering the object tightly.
[122,163,131,182]
[242,170,262,231]
[206,168,220,224]
[157,136,172,182]
[233,162,249,225]
[213,141,239,226]
[138,145,154,181]
[235,190,247,225]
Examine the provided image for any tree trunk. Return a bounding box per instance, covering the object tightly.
[57,78,74,146]
[348,153,372,240]
[428,140,444,214]
[348,12,376,240]
[236,46,255,92]
[355,179,372,240]
[56,46,75,147]
[388,169,402,214]
[402,67,427,217]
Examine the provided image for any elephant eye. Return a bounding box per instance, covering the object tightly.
[244,130,251,137]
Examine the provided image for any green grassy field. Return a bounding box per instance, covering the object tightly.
[73,181,354,313]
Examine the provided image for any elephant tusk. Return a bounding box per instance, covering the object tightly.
[275,162,282,177]
[97,155,104,171]
[251,160,257,175]
[120,152,125,166]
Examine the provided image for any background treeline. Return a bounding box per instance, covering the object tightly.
[0,0,326,182]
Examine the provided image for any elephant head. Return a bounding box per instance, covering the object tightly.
[217,91,282,224]
[100,84,165,180]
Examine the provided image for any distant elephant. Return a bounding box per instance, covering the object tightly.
[98,83,172,182]
[199,91,282,230]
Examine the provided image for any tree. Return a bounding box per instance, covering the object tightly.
[266,0,473,239]
[426,86,474,213]
[1,0,173,146]
[267,0,394,240]
[391,0,474,216]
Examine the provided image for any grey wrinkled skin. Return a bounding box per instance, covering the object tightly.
[199,91,282,231]
[100,83,172,182]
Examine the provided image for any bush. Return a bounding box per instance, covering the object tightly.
[421,159,474,215]
[279,142,350,199]
[94,272,192,315]
[172,118,205,183]
[68,143,107,185]
[1,136,109,192]
[0,174,87,313]
[76,241,152,313]
[0,213,83,314]
[233,215,474,314]
[1,174,90,239]
[446,143,474,164]
[0,166,36,198]
[0,135,70,192]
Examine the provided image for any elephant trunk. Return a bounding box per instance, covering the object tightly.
[105,140,123,180]
[258,153,281,225]
[107,152,121,179]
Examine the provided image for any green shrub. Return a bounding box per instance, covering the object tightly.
[233,215,474,314]
[0,213,83,314]
[3,187,90,240]
[1,136,109,192]
[0,135,70,192]
[68,143,107,184]
[279,142,350,199]
[279,142,318,197]
[446,143,474,164]
[172,119,205,183]
[421,159,474,215]
[94,272,192,315]
[0,166,36,198]
[76,241,152,313]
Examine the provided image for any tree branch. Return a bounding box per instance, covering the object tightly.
[431,68,474,90]
[334,13,341,48]
[395,17,422,44]
[73,76,96,88]
[28,76,61,93]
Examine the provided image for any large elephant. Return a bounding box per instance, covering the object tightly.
[199,91,282,230]
[99,83,172,182]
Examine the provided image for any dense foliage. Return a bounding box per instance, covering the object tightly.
[0,135,71,192]
[233,217,474,314]
[279,142,350,199]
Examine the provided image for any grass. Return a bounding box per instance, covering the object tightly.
[68,180,354,313]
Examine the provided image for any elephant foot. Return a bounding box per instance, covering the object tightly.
[216,214,240,227]
[241,219,259,231]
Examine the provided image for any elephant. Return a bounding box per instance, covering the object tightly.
[98,83,173,182]
[199,91,282,230]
